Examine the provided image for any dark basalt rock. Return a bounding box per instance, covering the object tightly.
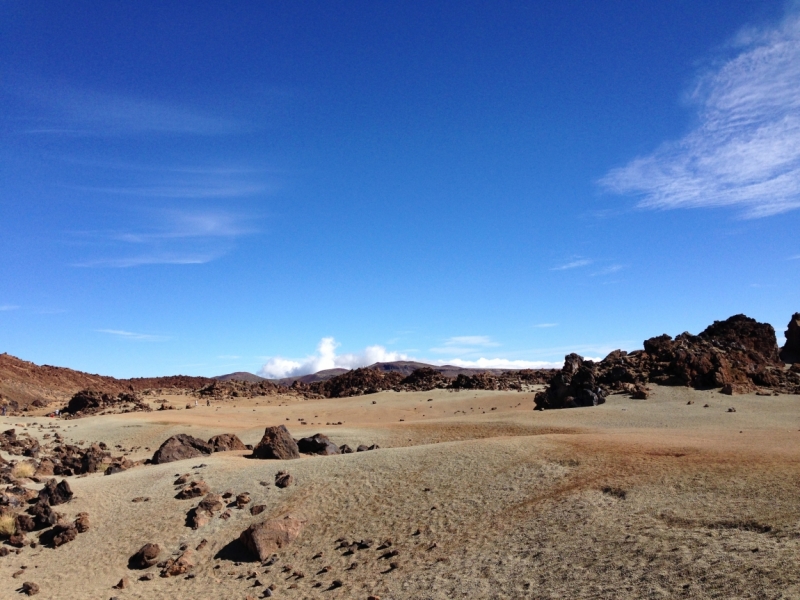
[297,434,340,456]
[151,434,213,465]
[780,313,800,364]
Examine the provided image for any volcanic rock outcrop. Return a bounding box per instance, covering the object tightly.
[534,354,607,410]
[536,313,800,409]
[62,390,151,418]
[780,313,800,364]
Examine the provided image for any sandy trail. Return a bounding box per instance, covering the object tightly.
[1,386,799,599]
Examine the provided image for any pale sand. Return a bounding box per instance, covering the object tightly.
[1,386,799,599]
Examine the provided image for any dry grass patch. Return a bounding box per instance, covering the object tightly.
[12,461,36,479]
[0,514,16,538]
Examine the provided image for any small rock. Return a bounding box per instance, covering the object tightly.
[113,577,129,589]
[274,471,293,488]
[21,581,39,596]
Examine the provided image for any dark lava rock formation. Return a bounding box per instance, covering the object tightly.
[536,313,800,409]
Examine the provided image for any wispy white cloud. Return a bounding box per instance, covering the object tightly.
[97,329,169,341]
[76,253,219,268]
[16,78,242,136]
[551,259,592,271]
[0,305,19,311]
[790,254,800,260]
[429,335,500,355]
[592,264,624,276]
[72,209,253,268]
[534,323,558,328]
[601,13,800,218]
[259,337,410,379]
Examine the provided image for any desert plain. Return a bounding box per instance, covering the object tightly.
[1,385,799,600]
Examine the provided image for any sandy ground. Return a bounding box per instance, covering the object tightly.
[1,386,799,599]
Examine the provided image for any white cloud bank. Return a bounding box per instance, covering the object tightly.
[258,337,610,379]
[601,13,800,218]
[259,337,410,379]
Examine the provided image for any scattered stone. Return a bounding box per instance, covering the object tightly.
[129,543,161,569]
[175,480,210,500]
[274,471,293,488]
[727,407,737,412]
[51,522,78,547]
[196,539,208,551]
[151,434,213,465]
[160,548,196,577]
[338,444,354,454]
[113,577,129,589]
[239,515,305,562]
[139,573,154,581]
[250,504,266,516]
[131,497,150,503]
[250,425,300,460]
[236,492,251,508]
[21,581,39,596]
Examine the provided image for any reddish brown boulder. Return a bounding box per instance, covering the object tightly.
[250,425,300,460]
[189,493,224,529]
[239,515,305,562]
[208,433,247,452]
[51,522,77,547]
[129,543,161,569]
[74,513,90,533]
[151,434,213,464]
[780,313,800,364]
[21,582,39,596]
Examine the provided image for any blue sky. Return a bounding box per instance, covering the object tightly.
[2,1,799,378]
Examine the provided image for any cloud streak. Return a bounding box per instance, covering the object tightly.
[16,78,242,136]
[601,13,800,218]
[97,329,169,341]
[551,259,592,271]
[0,305,19,311]
[72,209,253,268]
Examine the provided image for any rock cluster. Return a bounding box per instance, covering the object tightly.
[62,390,152,418]
[533,354,607,410]
[536,314,800,409]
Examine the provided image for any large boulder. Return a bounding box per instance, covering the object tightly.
[208,433,247,452]
[534,354,606,410]
[151,434,213,464]
[239,515,304,561]
[780,313,800,364]
[297,434,340,455]
[250,425,300,460]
